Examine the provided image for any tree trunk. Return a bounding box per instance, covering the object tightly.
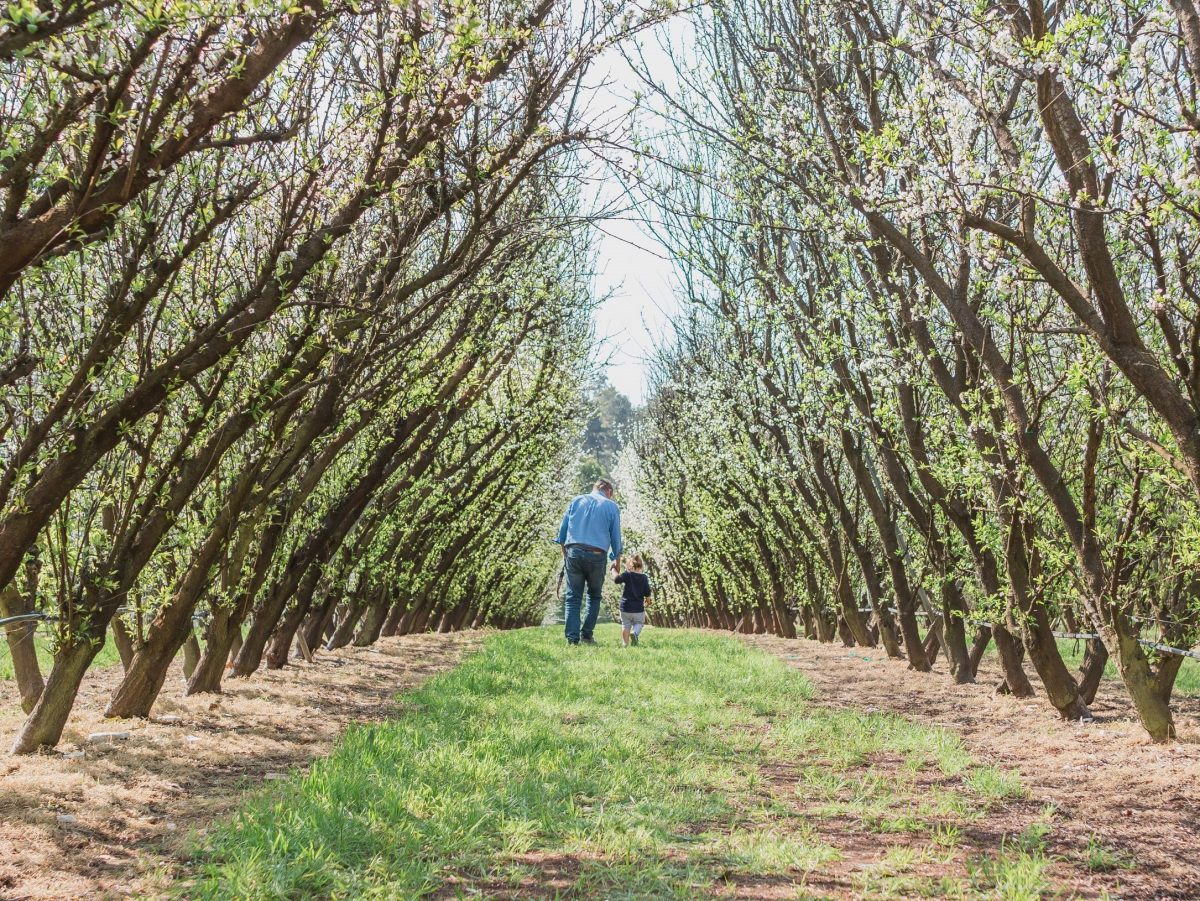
[409,601,435,634]
[815,607,834,642]
[801,567,835,642]
[182,630,201,681]
[770,584,796,639]
[105,628,188,719]
[302,592,339,654]
[0,580,44,714]
[353,595,389,647]
[838,433,929,672]
[968,625,992,676]
[1077,638,1109,705]
[996,512,1081,713]
[381,597,409,637]
[266,596,315,669]
[992,625,1034,696]
[192,514,283,686]
[328,602,367,650]
[870,603,902,658]
[830,549,874,646]
[1154,651,1186,706]
[107,469,264,718]
[834,524,893,649]
[836,615,855,647]
[105,589,203,718]
[187,609,239,696]
[395,602,420,636]
[234,572,309,676]
[110,617,135,671]
[11,634,104,753]
[1111,624,1175,740]
[921,625,940,665]
[801,606,816,639]
[939,581,974,684]
[1022,605,1092,720]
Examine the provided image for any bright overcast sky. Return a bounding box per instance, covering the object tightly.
[581,11,692,406]
[591,211,676,405]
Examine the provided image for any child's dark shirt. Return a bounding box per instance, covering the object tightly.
[614,571,651,613]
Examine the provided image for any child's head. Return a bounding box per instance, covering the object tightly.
[629,554,645,572]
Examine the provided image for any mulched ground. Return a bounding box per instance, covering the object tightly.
[0,631,481,900]
[743,633,1200,900]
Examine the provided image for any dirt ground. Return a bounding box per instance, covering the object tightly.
[743,634,1200,900]
[0,631,481,901]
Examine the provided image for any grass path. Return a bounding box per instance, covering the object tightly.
[187,627,1069,899]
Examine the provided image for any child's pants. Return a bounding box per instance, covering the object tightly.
[621,611,645,635]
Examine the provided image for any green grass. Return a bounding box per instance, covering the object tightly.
[965,765,1025,801]
[185,626,1045,899]
[0,634,121,680]
[1083,834,1136,873]
[970,845,1052,901]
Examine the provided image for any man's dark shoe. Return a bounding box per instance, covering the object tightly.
[567,640,580,647]
[581,637,598,646]
[630,633,638,646]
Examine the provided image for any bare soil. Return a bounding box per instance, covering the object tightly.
[0,631,482,901]
[742,634,1200,900]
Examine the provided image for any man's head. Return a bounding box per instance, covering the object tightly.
[593,478,615,498]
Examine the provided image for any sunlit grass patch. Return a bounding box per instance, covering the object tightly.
[966,765,1025,801]
[775,708,973,779]
[874,812,931,833]
[854,844,968,899]
[932,822,962,849]
[710,827,840,876]
[1083,834,1136,873]
[1014,818,1054,855]
[918,789,977,822]
[187,627,814,898]
[184,626,1044,898]
[970,845,1051,900]
[571,854,713,900]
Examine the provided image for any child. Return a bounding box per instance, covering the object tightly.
[613,554,652,647]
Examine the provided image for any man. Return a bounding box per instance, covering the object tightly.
[555,478,623,645]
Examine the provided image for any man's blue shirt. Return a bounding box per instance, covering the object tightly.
[555,490,623,560]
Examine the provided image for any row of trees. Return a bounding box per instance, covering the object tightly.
[627,0,1200,742]
[0,0,629,753]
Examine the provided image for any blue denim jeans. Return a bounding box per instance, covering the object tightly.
[563,545,606,643]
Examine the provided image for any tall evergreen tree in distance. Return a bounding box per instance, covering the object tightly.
[577,380,634,491]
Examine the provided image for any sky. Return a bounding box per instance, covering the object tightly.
[590,208,677,405]
[580,12,692,406]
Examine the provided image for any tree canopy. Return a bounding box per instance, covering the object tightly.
[622,0,1200,743]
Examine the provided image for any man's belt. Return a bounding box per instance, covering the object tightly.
[566,543,606,553]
